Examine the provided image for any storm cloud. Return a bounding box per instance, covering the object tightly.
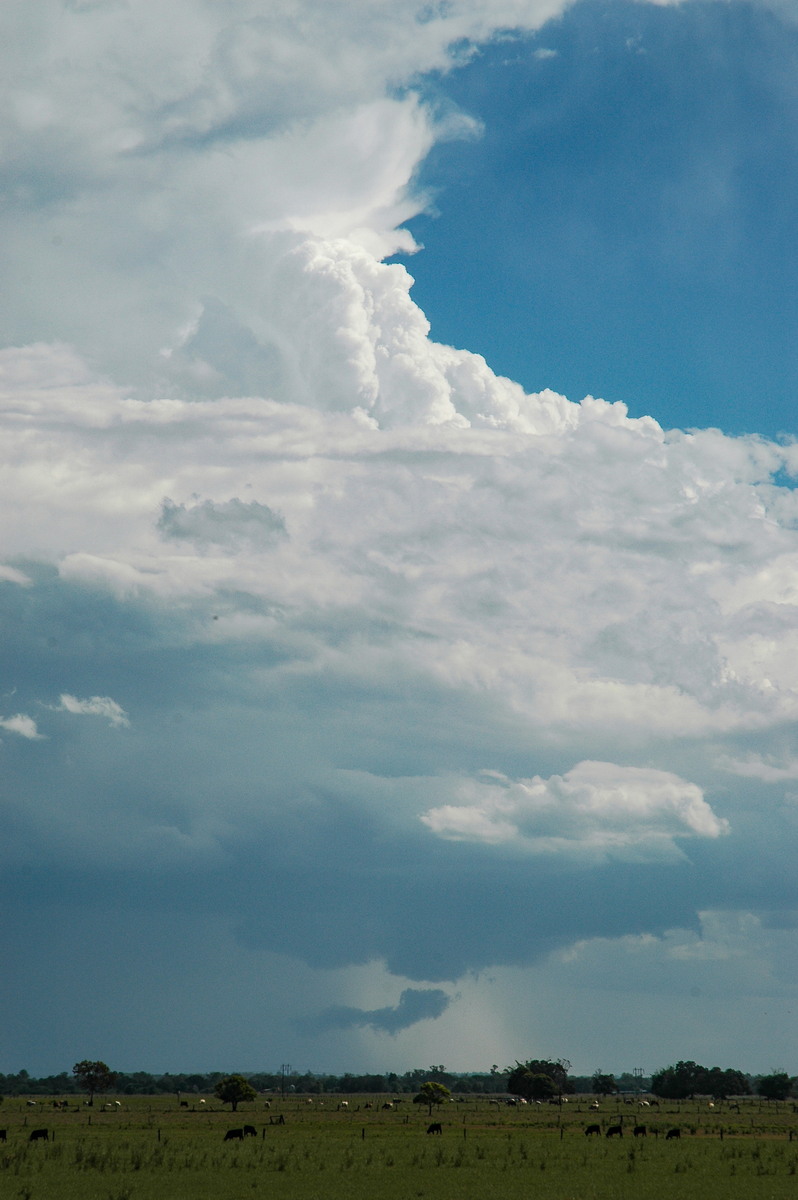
[1,0,798,1077]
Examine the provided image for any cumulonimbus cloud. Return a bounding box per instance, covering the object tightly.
[0,0,797,1073]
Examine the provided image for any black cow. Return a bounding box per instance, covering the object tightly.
[426,1122,443,1135]
[633,1125,647,1137]
[243,1125,257,1137]
[584,1124,601,1137]
[224,1128,244,1141]
[605,1125,623,1138]
[29,1129,49,1142]
[0,1129,6,1142]
[665,1128,681,1140]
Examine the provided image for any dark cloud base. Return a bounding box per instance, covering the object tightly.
[296,988,451,1036]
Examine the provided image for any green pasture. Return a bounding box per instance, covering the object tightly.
[3,1093,798,1200]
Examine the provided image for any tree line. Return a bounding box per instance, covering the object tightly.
[508,1059,795,1102]
[1,1059,794,1101]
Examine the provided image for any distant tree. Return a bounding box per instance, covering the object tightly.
[757,1073,793,1102]
[413,1081,451,1115]
[527,1073,558,1100]
[652,1062,750,1100]
[591,1072,618,1096]
[72,1061,116,1105]
[214,1074,257,1112]
[508,1059,572,1100]
[703,1067,750,1100]
[651,1061,705,1100]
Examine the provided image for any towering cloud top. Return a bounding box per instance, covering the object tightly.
[2,0,798,1075]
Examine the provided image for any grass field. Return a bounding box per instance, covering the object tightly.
[3,1092,798,1200]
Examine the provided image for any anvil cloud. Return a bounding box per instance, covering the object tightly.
[1,0,798,1076]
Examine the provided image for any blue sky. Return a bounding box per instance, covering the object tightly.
[399,0,798,437]
[2,0,798,1082]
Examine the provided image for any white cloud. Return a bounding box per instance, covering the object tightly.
[0,714,42,739]
[56,694,130,728]
[421,762,728,861]
[0,0,575,396]
[0,565,31,586]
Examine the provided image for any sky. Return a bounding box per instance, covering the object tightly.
[2,0,798,1081]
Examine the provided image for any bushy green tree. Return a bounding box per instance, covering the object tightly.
[72,1060,116,1105]
[757,1072,793,1101]
[591,1072,618,1096]
[651,1061,705,1099]
[413,1081,451,1115]
[652,1061,750,1100]
[508,1058,572,1099]
[703,1067,750,1100]
[214,1074,257,1112]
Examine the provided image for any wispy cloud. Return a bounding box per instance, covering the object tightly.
[55,695,130,728]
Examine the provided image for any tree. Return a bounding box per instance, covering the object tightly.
[525,1073,558,1100]
[703,1067,750,1100]
[508,1058,572,1100]
[757,1073,793,1102]
[651,1061,705,1100]
[72,1060,116,1105]
[591,1072,618,1096]
[214,1074,257,1112]
[651,1061,750,1100]
[413,1081,451,1115]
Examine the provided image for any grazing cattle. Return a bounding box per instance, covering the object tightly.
[243,1125,257,1138]
[584,1124,601,1137]
[26,1101,37,1107]
[0,1130,6,1142]
[589,1101,600,1110]
[427,1122,443,1135]
[382,1102,393,1110]
[29,1129,49,1142]
[338,1101,349,1110]
[665,1128,681,1140]
[639,1100,650,1108]
[180,1101,188,1108]
[224,1128,244,1141]
[263,1101,270,1109]
[633,1125,647,1138]
[605,1125,623,1138]
[199,1099,206,1105]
